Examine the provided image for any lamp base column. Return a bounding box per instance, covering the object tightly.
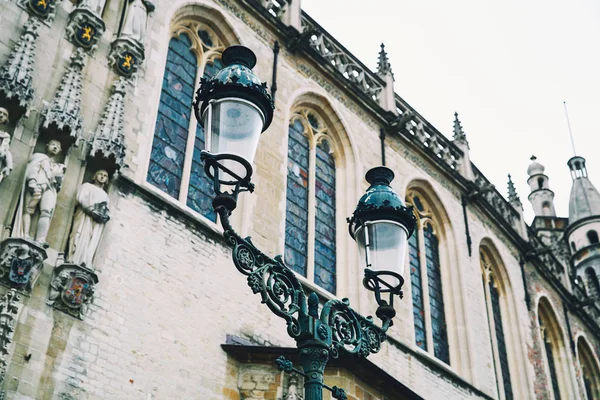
[298,344,329,400]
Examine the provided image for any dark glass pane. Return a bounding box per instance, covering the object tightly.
[424,225,449,364]
[285,121,309,277]
[197,29,213,47]
[307,113,319,130]
[544,337,562,400]
[186,58,224,221]
[489,277,513,400]
[409,232,427,351]
[147,34,196,198]
[314,140,336,294]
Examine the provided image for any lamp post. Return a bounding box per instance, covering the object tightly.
[193,45,416,400]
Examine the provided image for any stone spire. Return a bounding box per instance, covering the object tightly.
[88,77,127,173]
[507,174,522,208]
[453,112,468,146]
[376,43,396,113]
[0,18,40,114]
[377,43,393,77]
[567,156,600,222]
[452,112,473,180]
[40,48,86,147]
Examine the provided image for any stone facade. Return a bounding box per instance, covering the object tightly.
[0,0,598,399]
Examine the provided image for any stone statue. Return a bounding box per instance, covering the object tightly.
[78,0,107,16]
[120,0,155,43]
[13,140,66,246]
[67,170,110,268]
[0,108,13,184]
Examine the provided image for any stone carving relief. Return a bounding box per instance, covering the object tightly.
[13,140,66,246]
[66,6,105,53]
[0,108,13,185]
[282,374,303,400]
[19,0,58,23]
[47,263,98,319]
[0,238,46,293]
[108,0,155,76]
[0,289,20,398]
[88,78,127,172]
[67,170,110,268]
[39,48,86,149]
[0,18,40,120]
[78,0,107,17]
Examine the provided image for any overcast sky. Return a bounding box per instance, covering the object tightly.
[300,0,600,223]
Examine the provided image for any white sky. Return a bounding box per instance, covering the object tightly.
[300,0,600,223]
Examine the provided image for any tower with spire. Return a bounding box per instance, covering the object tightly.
[565,155,600,295]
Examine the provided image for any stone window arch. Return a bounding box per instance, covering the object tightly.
[405,188,449,364]
[146,12,237,222]
[283,106,346,294]
[538,297,572,400]
[585,268,600,299]
[577,337,600,400]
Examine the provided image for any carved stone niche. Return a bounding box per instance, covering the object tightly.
[47,263,98,320]
[18,0,58,24]
[66,8,105,54]
[108,38,144,78]
[0,238,47,295]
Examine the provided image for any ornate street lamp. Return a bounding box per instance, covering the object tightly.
[194,45,416,400]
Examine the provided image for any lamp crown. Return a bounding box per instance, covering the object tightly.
[366,166,394,186]
[222,45,257,69]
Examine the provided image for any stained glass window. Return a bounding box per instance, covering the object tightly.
[147,25,228,221]
[544,336,562,400]
[489,275,513,400]
[314,140,336,293]
[406,193,449,364]
[284,111,337,294]
[425,224,449,364]
[410,232,426,350]
[147,34,196,199]
[285,118,310,276]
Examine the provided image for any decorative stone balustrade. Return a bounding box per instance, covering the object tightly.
[300,14,384,102]
[472,166,522,231]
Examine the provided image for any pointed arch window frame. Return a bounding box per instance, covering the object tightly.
[284,108,340,294]
[576,336,600,400]
[406,190,450,365]
[144,21,230,222]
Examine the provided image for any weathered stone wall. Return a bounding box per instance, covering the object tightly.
[0,0,598,399]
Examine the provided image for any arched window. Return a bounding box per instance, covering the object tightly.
[147,22,228,222]
[587,230,599,245]
[284,109,337,294]
[538,297,571,400]
[585,268,600,299]
[481,249,513,400]
[538,177,545,190]
[406,191,449,364]
[571,242,577,253]
[577,338,600,400]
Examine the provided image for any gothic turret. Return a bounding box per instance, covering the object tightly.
[377,43,396,113]
[527,155,556,217]
[452,113,473,180]
[565,156,600,294]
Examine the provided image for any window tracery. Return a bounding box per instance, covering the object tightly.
[577,337,600,400]
[284,109,337,294]
[538,297,570,400]
[406,191,449,364]
[147,22,227,221]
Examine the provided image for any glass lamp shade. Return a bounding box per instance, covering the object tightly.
[354,220,408,288]
[203,98,265,181]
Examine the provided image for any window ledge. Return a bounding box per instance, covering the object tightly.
[116,175,227,244]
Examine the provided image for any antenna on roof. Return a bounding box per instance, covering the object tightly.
[563,101,577,157]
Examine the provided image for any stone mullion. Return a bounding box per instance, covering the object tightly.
[418,225,433,353]
[306,139,317,283]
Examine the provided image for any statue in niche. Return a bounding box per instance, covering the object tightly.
[120,0,155,44]
[78,0,107,16]
[67,169,110,268]
[13,140,66,246]
[0,108,13,184]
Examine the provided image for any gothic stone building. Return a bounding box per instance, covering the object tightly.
[0,0,598,399]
